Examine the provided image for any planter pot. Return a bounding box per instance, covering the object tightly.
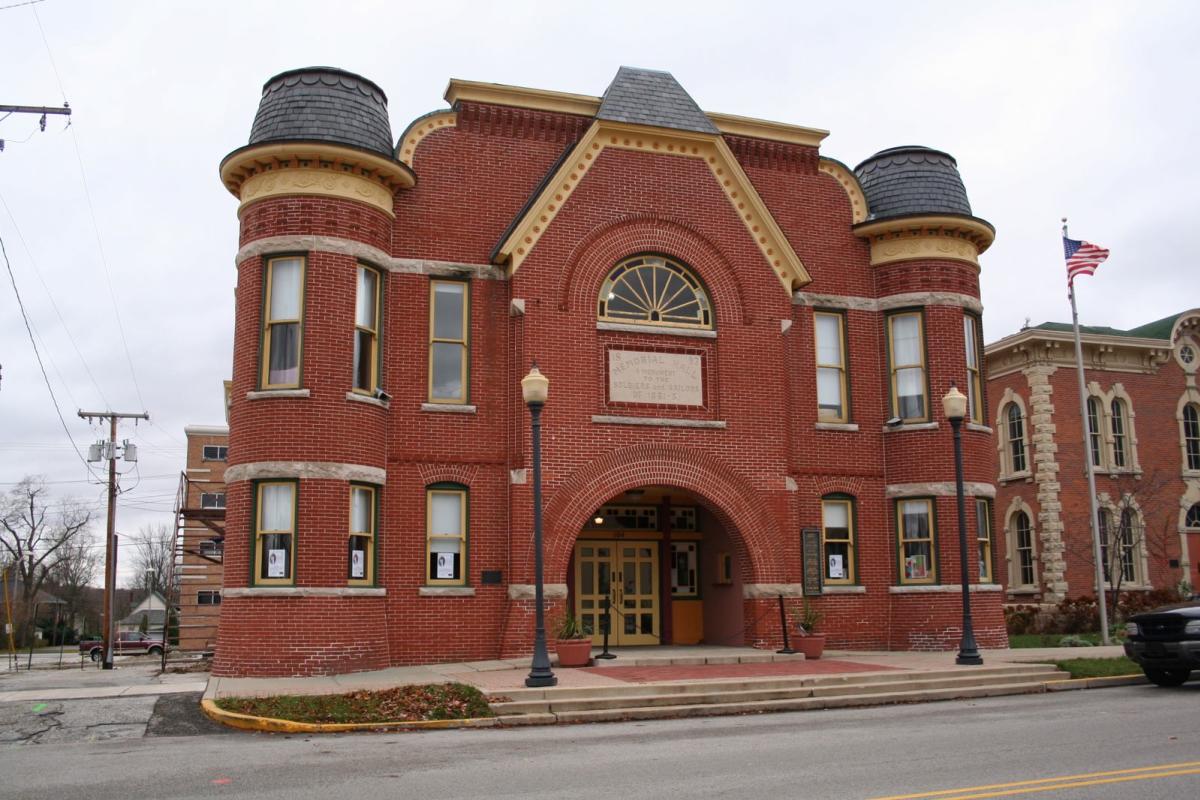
[796,633,826,660]
[555,638,593,667]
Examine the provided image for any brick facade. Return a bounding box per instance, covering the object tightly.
[176,426,228,651]
[212,67,1008,677]
[986,313,1200,606]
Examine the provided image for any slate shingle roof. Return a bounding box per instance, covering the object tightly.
[249,67,393,157]
[854,146,972,221]
[597,67,719,134]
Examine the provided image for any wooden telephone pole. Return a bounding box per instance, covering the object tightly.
[0,103,71,152]
[78,410,148,669]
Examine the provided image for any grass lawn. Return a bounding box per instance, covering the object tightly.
[1009,633,1108,648]
[215,682,495,724]
[1052,656,1141,679]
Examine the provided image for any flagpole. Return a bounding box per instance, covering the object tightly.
[1064,217,1111,645]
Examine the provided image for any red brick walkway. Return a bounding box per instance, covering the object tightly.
[580,659,902,683]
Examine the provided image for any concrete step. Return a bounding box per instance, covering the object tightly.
[588,651,806,668]
[489,668,1063,715]
[490,664,1062,703]
[533,681,1053,725]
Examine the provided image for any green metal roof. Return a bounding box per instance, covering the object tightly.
[1030,311,1186,341]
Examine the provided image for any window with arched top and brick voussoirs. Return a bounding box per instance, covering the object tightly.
[1110,398,1130,469]
[597,255,713,330]
[1184,403,1200,471]
[1186,503,1200,529]
[1087,396,1105,468]
[1004,402,1028,475]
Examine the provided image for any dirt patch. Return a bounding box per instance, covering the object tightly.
[215,682,494,725]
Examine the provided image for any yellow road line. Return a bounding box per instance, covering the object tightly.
[869,761,1200,800]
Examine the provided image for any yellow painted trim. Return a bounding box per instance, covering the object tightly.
[814,311,848,423]
[496,120,811,295]
[352,264,382,396]
[397,111,457,166]
[426,488,467,586]
[201,698,497,734]
[886,311,929,424]
[254,481,297,587]
[896,497,937,586]
[260,256,305,391]
[821,497,856,585]
[428,280,469,404]
[348,485,376,587]
[442,80,828,147]
[818,159,868,224]
[855,215,994,267]
[221,142,415,218]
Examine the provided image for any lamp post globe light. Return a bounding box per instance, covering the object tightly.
[522,363,557,688]
[942,382,983,666]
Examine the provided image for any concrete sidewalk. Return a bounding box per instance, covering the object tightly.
[203,644,1130,700]
[0,662,209,703]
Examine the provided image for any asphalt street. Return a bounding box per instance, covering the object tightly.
[1,684,1197,800]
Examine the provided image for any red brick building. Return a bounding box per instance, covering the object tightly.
[214,66,1007,677]
[175,424,228,651]
[986,312,1200,605]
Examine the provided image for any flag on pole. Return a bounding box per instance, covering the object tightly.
[1063,236,1109,285]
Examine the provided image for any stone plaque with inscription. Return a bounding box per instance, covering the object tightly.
[608,350,703,406]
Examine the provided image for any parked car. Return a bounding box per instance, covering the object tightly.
[1123,601,1200,686]
[79,631,165,662]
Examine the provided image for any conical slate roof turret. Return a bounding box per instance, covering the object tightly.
[854,146,972,221]
[248,67,394,158]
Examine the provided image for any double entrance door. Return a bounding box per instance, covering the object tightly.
[574,541,659,646]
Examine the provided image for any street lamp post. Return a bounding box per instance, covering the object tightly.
[522,363,557,688]
[942,383,983,666]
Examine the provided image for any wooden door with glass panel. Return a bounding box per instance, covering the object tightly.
[575,541,659,646]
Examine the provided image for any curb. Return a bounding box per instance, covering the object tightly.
[199,698,499,734]
[1044,674,1147,691]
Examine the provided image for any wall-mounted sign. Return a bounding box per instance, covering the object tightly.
[801,527,823,596]
[608,350,703,406]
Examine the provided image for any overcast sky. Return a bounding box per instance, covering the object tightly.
[2,0,1196,583]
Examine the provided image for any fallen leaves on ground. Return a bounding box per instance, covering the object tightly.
[215,682,495,724]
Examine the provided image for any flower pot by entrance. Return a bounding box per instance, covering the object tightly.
[796,634,826,660]
[555,638,593,667]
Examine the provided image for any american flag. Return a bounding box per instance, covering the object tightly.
[1063,236,1109,285]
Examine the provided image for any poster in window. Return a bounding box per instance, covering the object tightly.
[436,553,455,580]
[268,549,287,578]
[828,554,845,579]
[351,550,365,579]
[904,554,928,580]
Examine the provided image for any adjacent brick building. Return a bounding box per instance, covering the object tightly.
[213,65,1007,677]
[175,425,228,651]
[985,312,1200,605]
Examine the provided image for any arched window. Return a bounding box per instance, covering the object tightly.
[1010,510,1035,588]
[821,495,856,584]
[1098,509,1113,583]
[1110,399,1129,468]
[1184,404,1200,471]
[1117,508,1138,583]
[598,255,712,330]
[1186,503,1200,529]
[1086,397,1105,468]
[1005,403,1027,474]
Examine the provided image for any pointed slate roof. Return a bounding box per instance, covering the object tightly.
[596,67,719,134]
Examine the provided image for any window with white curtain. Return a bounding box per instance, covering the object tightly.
[255,481,296,584]
[353,265,381,394]
[262,257,304,388]
[427,487,467,585]
[349,485,376,585]
[815,312,848,422]
[888,312,927,422]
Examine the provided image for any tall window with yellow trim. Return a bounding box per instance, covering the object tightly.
[815,311,848,422]
[887,311,927,422]
[429,281,468,403]
[254,481,296,585]
[427,486,466,585]
[821,495,855,584]
[963,313,984,424]
[897,498,935,584]
[261,256,304,388]
[348,485,376,585]
[975,498,993,583]
[353,265,381,394]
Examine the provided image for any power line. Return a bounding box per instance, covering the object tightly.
[0,0,47,11]
[1,232,99,479]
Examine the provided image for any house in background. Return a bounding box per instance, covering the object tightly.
[173,425,228,651]
[117,589,167,634]
[985,310,1200,605]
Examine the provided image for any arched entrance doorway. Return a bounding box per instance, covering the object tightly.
[570,486,746,647]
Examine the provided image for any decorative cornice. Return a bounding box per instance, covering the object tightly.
[396,111,457,166]
[442,79,828,148]
[985,328,1172,378]
[818,158,868,224]
[220,142,415,218]
[853,214,995,267]
[495,119,811,295]
[224,461,386,484]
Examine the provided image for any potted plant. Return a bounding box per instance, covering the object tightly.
[791,598,826,659]
[553,612,593,667]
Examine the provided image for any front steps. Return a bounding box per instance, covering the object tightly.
[489,663,1069,725]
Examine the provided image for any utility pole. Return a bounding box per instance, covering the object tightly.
[78,410,148,669]
[0,103,71,152]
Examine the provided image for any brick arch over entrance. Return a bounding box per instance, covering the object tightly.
[556,214,753,326]
[542,443,780,582]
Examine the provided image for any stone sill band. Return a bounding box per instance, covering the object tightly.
[593,415,727,429]
[223,587,386,598]
[422,403,477,414]
[596,321,717,339]
[246,388,311,401]
[888,584,1004,594]
[346,391,389,408]
[418,587,476,597]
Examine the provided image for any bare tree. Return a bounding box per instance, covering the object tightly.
[128,522,175,598]
[0,477,93,644]
[45,534,102,638]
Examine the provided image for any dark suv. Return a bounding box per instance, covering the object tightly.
[1123,600,1200,686]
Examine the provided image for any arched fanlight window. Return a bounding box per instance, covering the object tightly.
[598,255,713,330]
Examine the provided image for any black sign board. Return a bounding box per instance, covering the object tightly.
[801,527,823,596]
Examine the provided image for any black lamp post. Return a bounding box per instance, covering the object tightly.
[943,382,983,666]
[523,363,557,688]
